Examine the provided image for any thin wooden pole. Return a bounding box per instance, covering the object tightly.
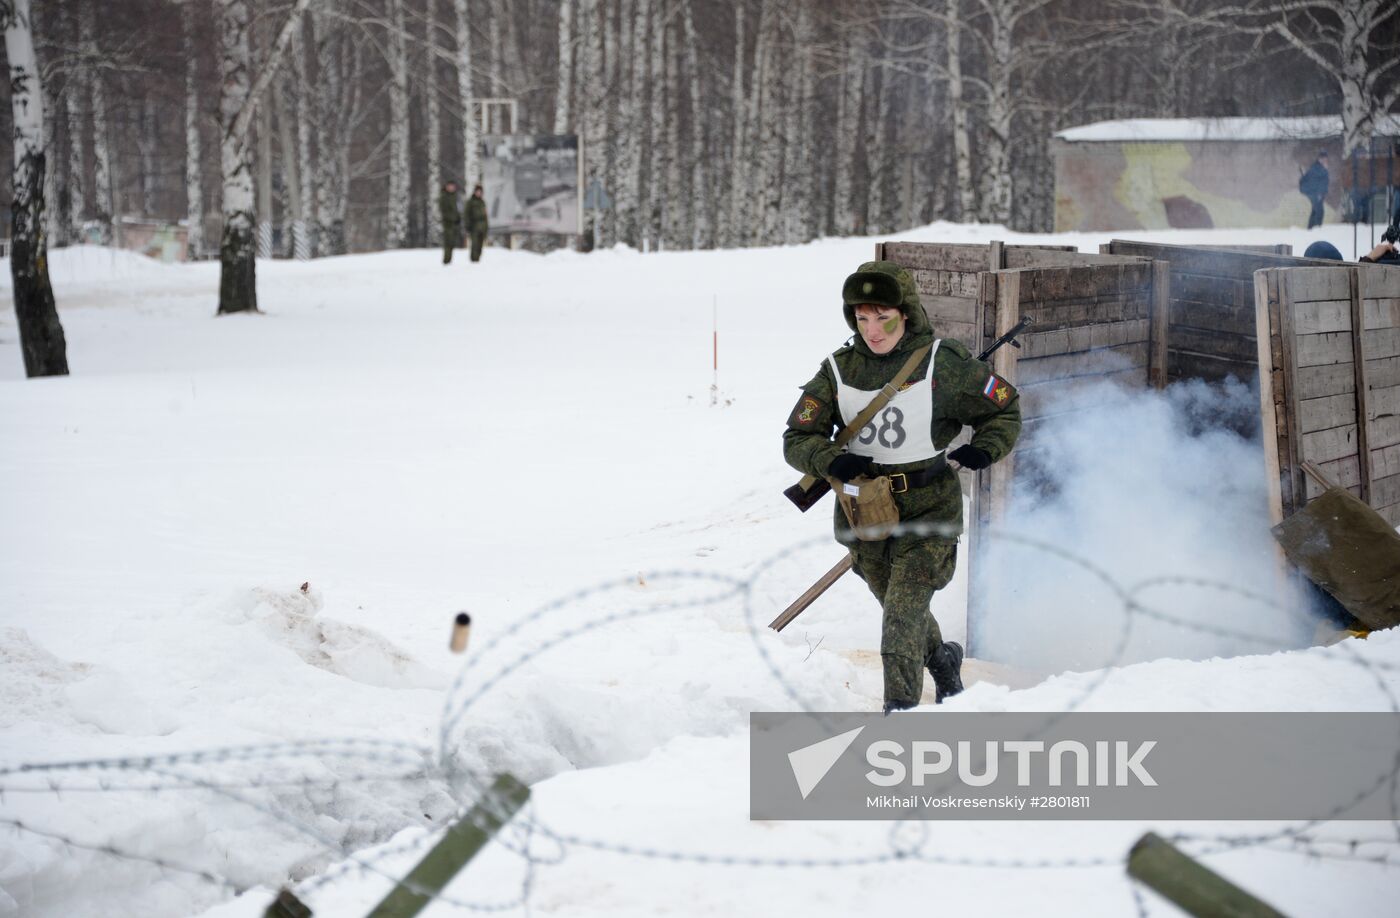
[770,554,853,632]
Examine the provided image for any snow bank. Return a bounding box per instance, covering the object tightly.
[3,224,1398,917]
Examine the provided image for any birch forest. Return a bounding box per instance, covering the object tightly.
[9,0,1400,258]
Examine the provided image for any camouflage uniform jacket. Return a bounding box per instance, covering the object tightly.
[783,262,1021,540]
[465,196,489,236]
[439,191,462,233]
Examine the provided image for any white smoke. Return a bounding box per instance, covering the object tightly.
[974,375,1315,672]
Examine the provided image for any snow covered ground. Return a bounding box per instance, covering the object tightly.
[3,222,1399,917]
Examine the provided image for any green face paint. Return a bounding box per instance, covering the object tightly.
[882,316,902,335]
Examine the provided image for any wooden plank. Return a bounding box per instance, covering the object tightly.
[1372,473,1400,511]
[1107,239,1343,276]
[1368,355,1400,389]
[1294,331,1353,368]
[1292,299,1352,335]
[1255,269,1286,527]
[913,268,982,299]
[1172,273,1253,308]
[1169,326,1259,362]
[1168,351,1257,385]
[1295,362,1357,399]
[1298,392,1358,434]
[989,239,1005,270]
[1301,424,1360,464]
[1277,268,1305,516]
[1349,268,1374,503]
[1373,443,1400,480]
[1170,298,1254,335]
[1149,260,1169,389]
[1004,248,1144,268]
[1363,297,1400,331]
[919,293,979,323]
[1016,342,1150,385]
[1370,414,1400,451]
[988,271,1020,525]
[1289,267,1353,303]
[1302,455,1362,499]
[1362,327,1400,360]
[1357,264,1400,300]
[883,241,988,273]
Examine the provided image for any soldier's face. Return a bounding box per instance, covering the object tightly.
[854,305,905,355]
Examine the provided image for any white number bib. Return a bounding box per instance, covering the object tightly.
[829,340,942,465]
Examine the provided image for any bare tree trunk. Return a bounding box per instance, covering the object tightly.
[4,0,69,376]
[424,1,442,247]
[646,0,665,249]
[219,0,258,312]
[256,92,273,258]
[386,0,410,248]
[553,0,573,133]
[452,0,479,186]
[291,14,315,257]
[184,1,206,259]
[41,73,62,247]
[833,31,862,235]
[66,18,87,242]
[978,0,1014,224]
[275,77,305,258]
[615,0,641,247]
[664,19,682,249]
[681,0,707,248]
[724,1,745,248]
[946,0,975,221]
[79,1,113,243]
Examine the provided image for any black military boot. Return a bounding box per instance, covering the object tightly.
[883,698,917,715]
[928,641,964,704]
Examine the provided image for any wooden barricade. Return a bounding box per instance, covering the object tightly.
[1255,264,1400,529]
[1101,240,1343,385]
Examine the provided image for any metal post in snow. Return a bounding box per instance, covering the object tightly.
[710,295,718,407]
[364,774,530,918]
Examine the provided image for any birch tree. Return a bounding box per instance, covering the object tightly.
[680,0,707,248]
[79,2,114,243]
[3,0,69,377]
[452,0,479,187]
[184,1,206,258]
[386,0,410,248]
[1176,0,1400,158]
[216,0,316,314]
[424,0,442,246]
[553,0,572,133]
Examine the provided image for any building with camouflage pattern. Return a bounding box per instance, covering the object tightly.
[1051,116,1400,233]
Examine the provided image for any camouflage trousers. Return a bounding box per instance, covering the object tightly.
[849,537,957,707]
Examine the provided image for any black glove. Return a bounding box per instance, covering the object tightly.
[827,453,873,483]
[948,444,993,471]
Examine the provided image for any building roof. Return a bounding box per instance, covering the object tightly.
[1054,116,1400,143]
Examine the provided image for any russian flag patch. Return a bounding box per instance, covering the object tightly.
[982,374,1013,406]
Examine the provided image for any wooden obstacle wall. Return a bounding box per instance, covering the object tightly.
[1102,239,1344,385]
[1256,264,1400,528]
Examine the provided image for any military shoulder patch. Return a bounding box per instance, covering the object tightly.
[789,393,824,427]
[981,373,1014,407]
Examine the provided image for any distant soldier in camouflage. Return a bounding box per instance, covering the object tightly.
[465,184,489,263]
[783,261,1021,712]
[439,181,462,264]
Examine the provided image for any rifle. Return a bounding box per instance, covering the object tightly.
[782,316,1034,512]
